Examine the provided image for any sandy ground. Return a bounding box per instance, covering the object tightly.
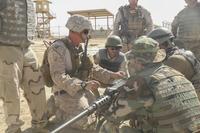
[0,38,106,133]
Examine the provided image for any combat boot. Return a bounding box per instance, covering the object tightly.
[5,120,24,133]
[15,128,22,133]
[31,117,49,133]
[6,128,22,133]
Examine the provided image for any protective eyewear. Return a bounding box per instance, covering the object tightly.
[82,30,89,35]
[110,47,121,51]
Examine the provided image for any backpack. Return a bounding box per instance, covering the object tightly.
[40,38,92,87]
[40,40,54,87]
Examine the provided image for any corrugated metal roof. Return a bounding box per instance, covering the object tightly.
[67,9,114,17]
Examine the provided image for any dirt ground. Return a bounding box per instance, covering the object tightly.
[0,38,106,133]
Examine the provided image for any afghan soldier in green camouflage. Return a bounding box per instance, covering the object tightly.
[93,35,125,72]
[148,27,200,99]
[47,14,125,131]
[99,36,200,133]
[0,0,48,133]
[171,0,200,60]
[112,0,153,53]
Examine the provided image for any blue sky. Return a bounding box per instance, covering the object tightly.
[49,0,186,35]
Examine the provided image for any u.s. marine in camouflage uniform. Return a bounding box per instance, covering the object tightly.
[148,27,200,99]
[112,0,153,52]
[100,36,200,133]
[171,0,200,60]
[0,0,48,133]
[47,14,125,131]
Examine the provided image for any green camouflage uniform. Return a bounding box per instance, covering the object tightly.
[100,36,200,133]
[147,27,200,100]
[171,2,200,60]
[0,0,48,133]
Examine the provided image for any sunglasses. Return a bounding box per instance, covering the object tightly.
[109,47,121,51]
[82,30,89,35]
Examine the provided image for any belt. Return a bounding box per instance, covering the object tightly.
[54,90,67,96]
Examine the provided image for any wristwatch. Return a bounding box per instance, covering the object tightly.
[81,81,87,90]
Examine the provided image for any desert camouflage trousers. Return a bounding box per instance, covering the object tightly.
[53,90,96,131]
[0,46,48,133]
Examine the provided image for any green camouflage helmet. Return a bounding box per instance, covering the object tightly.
[147,27,174,45]
[105,35,123,47]
[127,36,166,64]
[66,14,92,33]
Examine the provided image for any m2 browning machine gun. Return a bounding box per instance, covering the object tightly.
[51,78,129,133]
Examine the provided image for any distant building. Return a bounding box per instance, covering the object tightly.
[162,21,172,30]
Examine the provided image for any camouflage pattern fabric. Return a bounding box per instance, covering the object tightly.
[100,36,200,133]
[47,38,115,96]
[164,47,200,100]
[54,90,96,130]
[0,0,35,47]
[147,65,200,132]
[172,3,200,41]
[180,41,200,61]
[126,36,166,64]
[101,64,200,133]
[0,46,48,133]
[171,3,200,59]
[119,59,136,77]
[112,5,153,52]
[0,0,48,132]
[47,37,119,130]
[147,27,200,101]
[47,39,85,96]
[66,14,92,33]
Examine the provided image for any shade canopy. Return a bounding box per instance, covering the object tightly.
[67,9,113,17]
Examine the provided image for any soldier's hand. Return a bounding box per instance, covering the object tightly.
[85,80,100,90]
[85,80,100,97]
[111,71,126,79]
[109,98,133,119]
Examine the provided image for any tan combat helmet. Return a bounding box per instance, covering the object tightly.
[66,14,92,33]
[126,36,166,64]
[105,35,123,48]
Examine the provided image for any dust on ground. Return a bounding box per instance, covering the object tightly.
[0,38,106,133]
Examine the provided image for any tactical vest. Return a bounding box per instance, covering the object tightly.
[176,3,200,40]
[99,48,125,72]
[57,38,83,78]
[171,49,200,89]
[121,5,146,41]
[0,0,35,47]
[41,38,82,87]
[143,65,200,132]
